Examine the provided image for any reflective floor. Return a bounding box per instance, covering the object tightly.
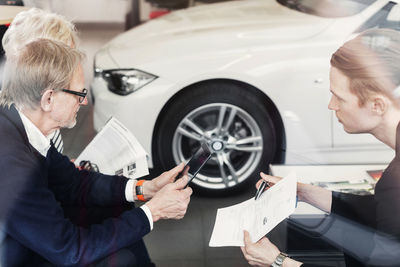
[59,23,346,267]
[62,103,256,267]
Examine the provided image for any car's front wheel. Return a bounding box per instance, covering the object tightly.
[153,81,279,195]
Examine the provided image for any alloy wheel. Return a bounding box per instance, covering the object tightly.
[172,103,263,189]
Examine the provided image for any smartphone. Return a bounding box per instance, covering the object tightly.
[176,142,212,188]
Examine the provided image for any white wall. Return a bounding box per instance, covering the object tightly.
[22,0,164,24]
[23,0,131,23]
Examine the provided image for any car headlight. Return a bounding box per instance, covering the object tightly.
[101,69,158,95]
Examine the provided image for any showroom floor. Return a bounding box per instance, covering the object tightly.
[59,23,346,267]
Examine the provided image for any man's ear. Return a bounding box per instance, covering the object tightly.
[40,89,54,112]
[371,96,388,116]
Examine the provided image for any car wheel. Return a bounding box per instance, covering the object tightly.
[154,81,278,195]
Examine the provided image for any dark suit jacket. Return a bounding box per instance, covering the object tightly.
[327,123,400,266]
[0,105,150,267]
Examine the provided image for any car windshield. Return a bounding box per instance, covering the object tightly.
[277,0,377,18]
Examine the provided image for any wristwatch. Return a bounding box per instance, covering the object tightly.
[135,180,145,201]
[271,252,289,267]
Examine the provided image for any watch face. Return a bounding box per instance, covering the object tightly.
[273,253,289,266]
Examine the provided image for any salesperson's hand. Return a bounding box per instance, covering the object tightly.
[257,173,306,202]
[241,230,303,267]
[256,172,282,190]
[241,230,280,266]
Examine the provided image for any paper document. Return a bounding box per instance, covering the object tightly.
[75,117,149,179]
[209,172,297,247]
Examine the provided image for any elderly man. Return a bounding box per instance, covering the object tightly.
[0,39,192,267]
[2,8,75,153]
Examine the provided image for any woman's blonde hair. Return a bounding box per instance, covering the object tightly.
[2,8,77,58]
[331,28,400,106]
[0,39,84,110]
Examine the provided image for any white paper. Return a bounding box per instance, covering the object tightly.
[209,172,297,247]
[75,117,149,179]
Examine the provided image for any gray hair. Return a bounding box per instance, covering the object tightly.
[2,8,78,58]
[0,39,84,110]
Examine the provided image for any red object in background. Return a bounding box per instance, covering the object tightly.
[367,169,384,181]
[5,23,10,27]
[149,10,170,19]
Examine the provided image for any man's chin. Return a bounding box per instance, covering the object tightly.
[63,119,76,129]
[67,121,77,129]
[343,126,361,134]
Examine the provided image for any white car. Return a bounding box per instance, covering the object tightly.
[91,0,397,194]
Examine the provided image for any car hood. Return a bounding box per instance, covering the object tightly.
[100,0,334,70]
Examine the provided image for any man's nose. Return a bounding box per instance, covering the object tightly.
[328,97,337,110]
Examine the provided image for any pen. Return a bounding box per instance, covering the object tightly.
[254,181,269,200]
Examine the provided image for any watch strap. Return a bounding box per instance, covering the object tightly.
[135,180,145,201]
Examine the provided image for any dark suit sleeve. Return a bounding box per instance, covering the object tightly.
[329,187,400,265]
[3,153,150,267]
[47,146,130,206]
[373,163,400,237]
[331,191,376,227]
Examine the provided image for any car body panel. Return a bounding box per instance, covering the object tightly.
[92,0,396,168]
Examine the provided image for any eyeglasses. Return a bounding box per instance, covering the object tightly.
[61,88,88,103]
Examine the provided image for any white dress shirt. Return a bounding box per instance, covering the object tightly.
[18,110,153,230]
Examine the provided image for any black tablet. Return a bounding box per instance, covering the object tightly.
[176,142,212,188]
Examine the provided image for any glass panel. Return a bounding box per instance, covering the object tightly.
[277,0,376,18]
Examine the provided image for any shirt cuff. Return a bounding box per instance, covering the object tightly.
[125,179,136,202]
[140,205,154,231]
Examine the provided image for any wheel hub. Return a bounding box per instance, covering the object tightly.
[210,140,224,152]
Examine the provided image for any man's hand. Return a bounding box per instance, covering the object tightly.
[258,172,305,201]
[145,176,192,222]
[141,163,184,200]
[241,230,280,266]
[258,173,332,212]
[241,231,302,267]
[256,172,282,190]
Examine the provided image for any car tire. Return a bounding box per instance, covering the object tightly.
[153,81,279,195]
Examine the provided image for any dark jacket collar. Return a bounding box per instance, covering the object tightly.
[0,104,31,149]
[396,121,400,154]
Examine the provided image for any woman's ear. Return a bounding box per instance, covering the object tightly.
[371,95,388,116]
[40,89,54,112]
